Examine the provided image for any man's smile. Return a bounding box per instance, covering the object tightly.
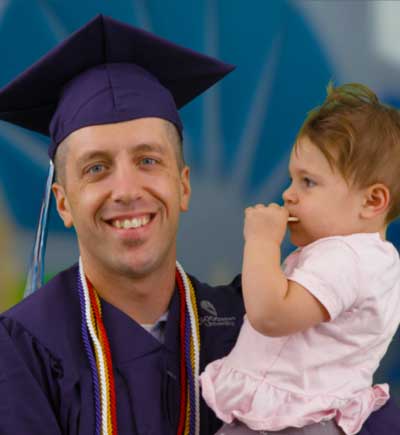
[106,213,154,230]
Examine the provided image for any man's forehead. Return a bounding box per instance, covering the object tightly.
[65,118,172,149]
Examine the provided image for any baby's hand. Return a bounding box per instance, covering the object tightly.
[244,203,289,245]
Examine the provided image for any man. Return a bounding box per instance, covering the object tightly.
[0,15,398,435]
[0,14,243,435]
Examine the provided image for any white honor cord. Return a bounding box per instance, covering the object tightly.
[79,258,109,435]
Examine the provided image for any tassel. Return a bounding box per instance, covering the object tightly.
[24,161,55,297]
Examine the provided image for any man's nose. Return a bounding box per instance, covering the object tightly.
[111,163,144,204]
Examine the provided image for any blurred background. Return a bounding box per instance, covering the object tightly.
[0,0,399,400]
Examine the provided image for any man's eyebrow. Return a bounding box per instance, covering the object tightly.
[129,143,167,155]
[75,143,167,166]
[76,150,111,167]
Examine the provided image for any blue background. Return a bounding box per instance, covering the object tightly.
[0,0,399,402]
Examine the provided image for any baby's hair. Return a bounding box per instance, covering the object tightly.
[297,82,400,223]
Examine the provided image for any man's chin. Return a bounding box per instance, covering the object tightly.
[113,256,161,279]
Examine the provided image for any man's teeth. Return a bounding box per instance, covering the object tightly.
[112,215,151,229]
[288,216,299,222]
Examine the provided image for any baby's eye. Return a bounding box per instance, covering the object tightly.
[303,177,316,187]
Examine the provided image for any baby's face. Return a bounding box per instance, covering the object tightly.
[283,136,365,247]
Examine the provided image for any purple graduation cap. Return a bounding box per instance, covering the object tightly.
[0,14,235,296]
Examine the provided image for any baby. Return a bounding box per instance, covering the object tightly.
[201,83,400,435]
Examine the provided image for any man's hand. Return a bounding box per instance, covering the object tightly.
[244,203,289,246]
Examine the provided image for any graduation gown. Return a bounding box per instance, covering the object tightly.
[0,264,244,434]
[1,264,399,435]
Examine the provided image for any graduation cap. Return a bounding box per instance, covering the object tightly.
[0,14,234,295]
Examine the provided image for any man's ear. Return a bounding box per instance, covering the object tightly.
[179,166,191,212]
[360,183,390,219]
[52,183,74,228]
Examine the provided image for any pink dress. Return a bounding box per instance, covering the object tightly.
[200,233,400,435]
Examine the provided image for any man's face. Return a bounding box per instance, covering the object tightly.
[52,117,191,279]
[283,136,365,247]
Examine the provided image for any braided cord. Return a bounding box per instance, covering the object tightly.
[78,258,114,435]
[78,259,199,435]
[89,286,118,434]
[188,278,201,435]
[77,265,101,435]
[95,291,118,434]
[176,268,187,435]
[176,262,201,435]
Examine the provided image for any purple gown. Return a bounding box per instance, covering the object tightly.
[0,265,399,434]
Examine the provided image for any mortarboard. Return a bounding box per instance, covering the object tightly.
[0,14,235,295]
[0,14,234,159]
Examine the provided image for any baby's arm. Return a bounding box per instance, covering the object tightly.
[242,203,329,337]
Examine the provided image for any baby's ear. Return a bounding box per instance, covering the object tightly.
[360,183,390,219]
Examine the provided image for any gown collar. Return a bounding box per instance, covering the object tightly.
[100,287,181,365]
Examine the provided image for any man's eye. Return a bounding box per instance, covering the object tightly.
[87,164,105,174]
[140,157,157,166]
[303,177,316,187]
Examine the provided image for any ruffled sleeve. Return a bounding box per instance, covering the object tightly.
[285,238,360,320]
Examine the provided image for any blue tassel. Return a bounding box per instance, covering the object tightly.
[24,161,55,297]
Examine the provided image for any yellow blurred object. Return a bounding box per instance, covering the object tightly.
[0,189,21,311]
